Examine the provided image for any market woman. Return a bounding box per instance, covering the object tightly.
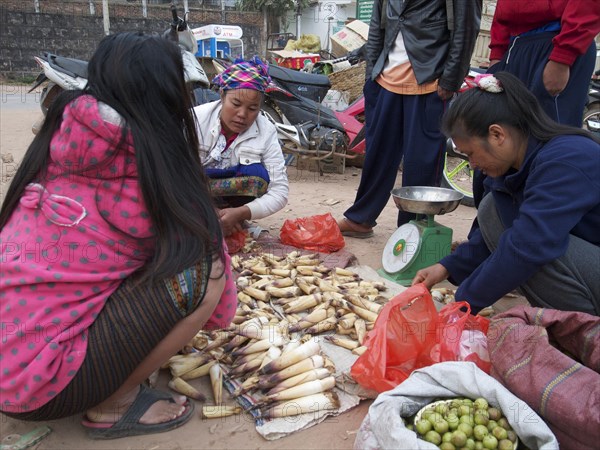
[193,57,288,236]
[0,33,236,438]
[413,72,600,316]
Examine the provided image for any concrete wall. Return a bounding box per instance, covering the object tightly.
[0,1,263,79]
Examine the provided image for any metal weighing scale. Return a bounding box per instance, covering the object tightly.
[378,186,464,286]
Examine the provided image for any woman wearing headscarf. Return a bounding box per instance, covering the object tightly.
[193,57,289,236]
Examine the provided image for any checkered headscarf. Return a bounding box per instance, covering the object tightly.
[212,56,272,92]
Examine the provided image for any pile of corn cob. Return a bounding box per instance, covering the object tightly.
[163,250,392,420]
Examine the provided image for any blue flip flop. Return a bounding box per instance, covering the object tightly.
[82,385,195,440]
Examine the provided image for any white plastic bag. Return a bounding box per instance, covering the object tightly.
[354,361,559,450]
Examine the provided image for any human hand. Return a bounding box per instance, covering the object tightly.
[412,263,449,289]
[218,206,250,236]
[437,86,454,101]
[543,60,570,97]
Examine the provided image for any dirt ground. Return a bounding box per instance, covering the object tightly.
[0,85,524,449]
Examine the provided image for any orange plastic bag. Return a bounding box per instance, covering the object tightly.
[351,284,438,393]
[279,213,345,253]
[350,284,491,393]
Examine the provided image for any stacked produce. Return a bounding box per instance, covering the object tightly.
[162,250,391,420]
[411,397,518,449]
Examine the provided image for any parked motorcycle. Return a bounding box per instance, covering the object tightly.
[583,70,600,137]
[29,3,209,134]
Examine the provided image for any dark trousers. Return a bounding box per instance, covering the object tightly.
[345,80,446,227]
[474,32,597,207]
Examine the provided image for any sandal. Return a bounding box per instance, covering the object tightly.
[337,218,374,239]
[82,385,195,440]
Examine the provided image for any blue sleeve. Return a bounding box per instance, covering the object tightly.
[439,218,491,285]
[453,157,599,311]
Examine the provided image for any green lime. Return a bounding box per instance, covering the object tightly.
[415,419,432,435]
[422,408,436,420]
[474,410,490,426]
[434,419,450,434]
[497,418,510,430]
[473,398,489,411]
[487,407,501,421]
[459,414,475,426]
[428,412,445,425]
[465,438,476,449]
[440,443,456,450]
[506,430,517,443]
[459,404,472,417]
[442,431,453,443]
[458,422,473,438]
[424,430,442,445]
[492,426,508,441]
[435,402,450,415]
[482,434,499,449]
[446,413,460,430]
[498,439,514,450]
[473,424,489,441]
[451,430,468,447]
[487,420,498,432]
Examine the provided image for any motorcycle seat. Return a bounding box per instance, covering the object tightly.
[45,53,88,79]
[269,65,330,87]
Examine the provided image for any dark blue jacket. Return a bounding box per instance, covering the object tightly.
[441,134,600,311]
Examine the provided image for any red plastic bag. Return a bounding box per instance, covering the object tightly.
[279,213,345,253]
[350,284,491,393]
[436,302,491,374]
[225,230,247,254]
[350,284,438,392]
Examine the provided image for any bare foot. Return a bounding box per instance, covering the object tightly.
[86,386,188,425]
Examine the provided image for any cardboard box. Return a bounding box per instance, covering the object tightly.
[271,50,320,70]
[296,153,345,175]
[329,20,370,58]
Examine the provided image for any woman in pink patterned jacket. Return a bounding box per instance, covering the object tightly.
[0,32,237,439]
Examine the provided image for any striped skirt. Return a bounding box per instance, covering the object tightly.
[4,259,211,421]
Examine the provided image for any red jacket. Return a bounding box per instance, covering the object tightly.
[489,0,600,66]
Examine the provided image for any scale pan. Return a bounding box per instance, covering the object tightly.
[391,186,463,215]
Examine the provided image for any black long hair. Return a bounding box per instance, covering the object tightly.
[442,71,599,143]
[0,32,223,282]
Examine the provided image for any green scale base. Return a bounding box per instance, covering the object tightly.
[378,217,453,286]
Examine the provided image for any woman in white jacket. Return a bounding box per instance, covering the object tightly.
[193,57,289,236]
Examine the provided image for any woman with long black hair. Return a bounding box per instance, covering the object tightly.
[413,72,600,316]
[0,32,236,439]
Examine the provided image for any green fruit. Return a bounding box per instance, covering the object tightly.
[416,419,432,435]
[424,430,442,445]
[473,424,489,441]
[474,410,490,426]
[428,412,445,425]
[447,413,460,430]
[506,430,517,443]
[474,442,484,450]
[497,418,510,430]
[406,423,414,431]
[492,426,508,441]
[442,431,454,443]
[422,408,436,420]
[462,398,474,405]
[434,419,450,434]
[487,420,498,432]
[465,438,476,449]
[459,414,475,426]
[451,430,468,447]
[498,439,514,450]
[458,422,473,438]
[474,398,489,411]
[440,443,456,450]
[487,407,502,421]
[436,402,450,415]
[459,404,472,417]
[451,399,464,409]
[482,434,499,449]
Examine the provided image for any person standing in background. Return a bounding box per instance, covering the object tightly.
[337,0,482,238]
[472,0,600,207]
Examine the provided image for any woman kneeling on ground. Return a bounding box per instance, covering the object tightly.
[0,32,237,439]
[193,57,289,236]
[413,72,600,316]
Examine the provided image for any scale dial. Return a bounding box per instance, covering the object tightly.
[382,223,422,273]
